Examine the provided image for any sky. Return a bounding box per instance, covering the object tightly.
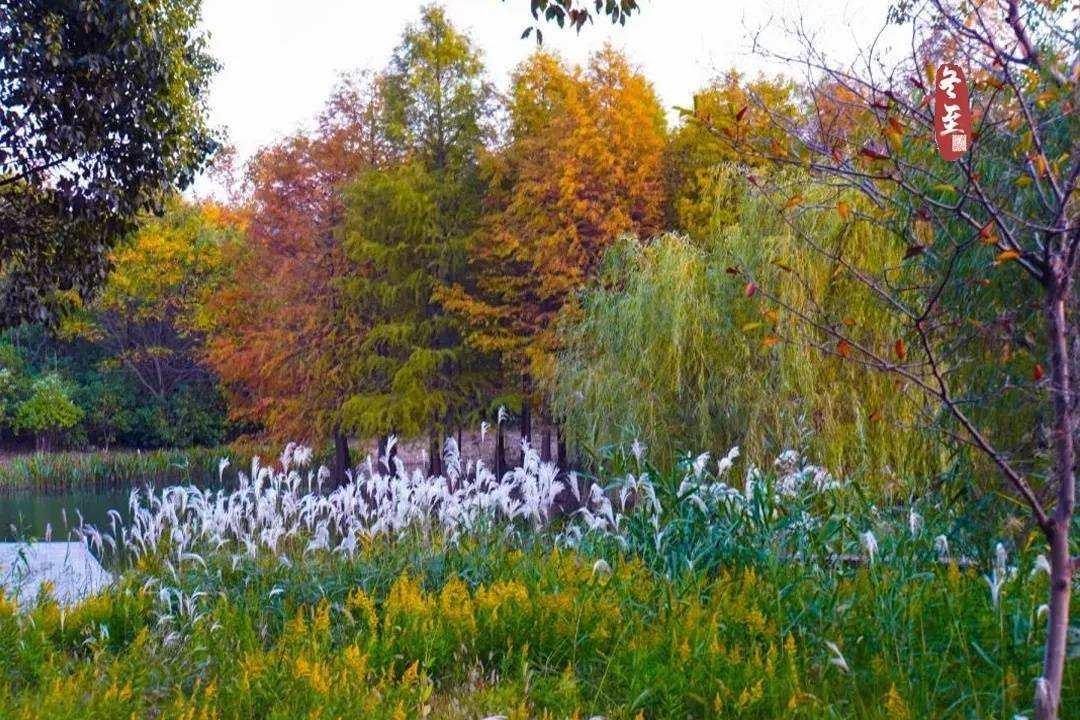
[191,0,900,196]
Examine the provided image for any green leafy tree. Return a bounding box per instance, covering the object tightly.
[64,199,235,402]
[0,0,219,326]
[15,373,83,452]
[552,181,942,475]
[0,344,27,440]
[342,5,494,473]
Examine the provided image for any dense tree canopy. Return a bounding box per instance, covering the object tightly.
[202,75,385,454]
[340,6,494,470]
[0,0,219,326]
[437,48,667,421]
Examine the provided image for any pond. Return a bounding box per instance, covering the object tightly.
[1,487,135,544]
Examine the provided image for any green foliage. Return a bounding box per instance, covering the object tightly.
[13,373,82,444]
[552,172,943,479]
[0,0,219,326]
[666,71,797,240]
[343,164,452,439]
[341,6,494,445]
[0,344,27,438]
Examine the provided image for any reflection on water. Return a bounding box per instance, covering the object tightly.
[1,487,135,543]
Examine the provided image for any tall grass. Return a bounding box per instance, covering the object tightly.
[0,444,302,493]
[0,439,1074,718]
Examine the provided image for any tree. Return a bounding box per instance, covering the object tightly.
[552,193,942,475]
[64,199,236,402]
[666,71,798,240]
[203,73,387,480]
[674,1,1078,715]
[0,0,219,326]
[437,48,667,458]
[341,5,494,474]
[0,343,27,441]
[15,373,83,452]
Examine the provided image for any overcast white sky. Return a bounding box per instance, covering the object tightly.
[192,0,900,195]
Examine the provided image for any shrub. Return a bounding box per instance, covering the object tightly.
[14,373,83,452]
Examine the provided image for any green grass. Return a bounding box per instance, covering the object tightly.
[0,447,229,492]
[0,534,1071,719]
[0,443,328,492]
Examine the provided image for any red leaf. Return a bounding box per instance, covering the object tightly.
[744,282,758,298]
[859,145,890,161]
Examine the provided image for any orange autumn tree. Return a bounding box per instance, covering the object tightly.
[667,70,798,240]
[204,73,387,479]
[437,47,667,457]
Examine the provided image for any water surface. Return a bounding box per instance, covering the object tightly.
[1,487,135,543]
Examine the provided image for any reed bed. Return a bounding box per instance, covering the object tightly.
[0,438,1074,718]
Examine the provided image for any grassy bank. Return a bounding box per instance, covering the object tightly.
[0,447,231,493]
[0,443,338,493]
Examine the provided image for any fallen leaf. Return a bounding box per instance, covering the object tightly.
[744,281,758,297]
[994,249,1021,264]
[894,338,907,360]
[837,339,851,358]
[837,200,850,221]
[1033,364,1044,382]
[904,245,926,260]
[761,335,781,349]
[783,194,803,209]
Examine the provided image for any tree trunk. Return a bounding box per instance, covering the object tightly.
[520,391,532,467]
[557,425,568,470]
[428,429,442,477]
[496,421,507,479]
[541,416,552,463]
[331,430,351,486]
[1036,284,1077,720]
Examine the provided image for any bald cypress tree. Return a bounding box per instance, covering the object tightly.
[341,5,493,473]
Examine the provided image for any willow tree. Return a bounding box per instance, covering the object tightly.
[341,5,494,474]
[553,179,942,477]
